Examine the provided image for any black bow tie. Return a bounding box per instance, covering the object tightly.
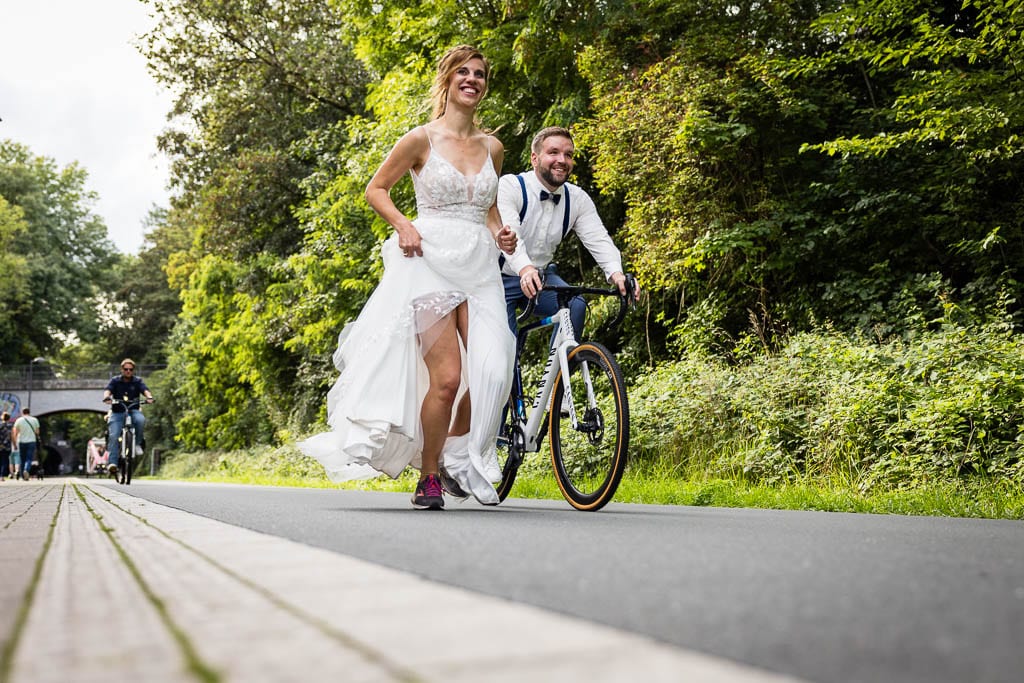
[539,190,561,205]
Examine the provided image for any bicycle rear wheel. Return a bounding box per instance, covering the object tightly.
[549,342,629,511]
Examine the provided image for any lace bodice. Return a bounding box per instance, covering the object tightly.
[411,137,498,223]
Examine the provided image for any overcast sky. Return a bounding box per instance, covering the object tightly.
[0,0,174,254]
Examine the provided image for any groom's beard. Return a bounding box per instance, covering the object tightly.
[537,164,569,189]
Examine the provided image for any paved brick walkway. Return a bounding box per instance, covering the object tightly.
[0,480,802,682]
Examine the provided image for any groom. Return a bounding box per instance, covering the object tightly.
[496,125,634,337]
[444,126,636,492]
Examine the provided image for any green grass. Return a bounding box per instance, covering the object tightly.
[148,444,1024,519]
[614,473,1024,518]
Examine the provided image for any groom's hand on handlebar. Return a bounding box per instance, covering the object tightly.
[611,272,641,302]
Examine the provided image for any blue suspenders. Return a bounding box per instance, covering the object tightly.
[501,174,571,268]
[516,174,529,222]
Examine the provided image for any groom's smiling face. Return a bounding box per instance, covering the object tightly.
[532,135,575,190]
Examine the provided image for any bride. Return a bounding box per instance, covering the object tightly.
[299,45,516,509]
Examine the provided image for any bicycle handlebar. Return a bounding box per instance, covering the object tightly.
[516,272,638,329]
[103,396,155,409]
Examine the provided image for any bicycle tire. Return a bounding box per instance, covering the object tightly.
[549,341,629,511]
[122,428,134,485]
[495,396,522,502]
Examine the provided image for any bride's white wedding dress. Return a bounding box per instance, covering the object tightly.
[298,129,514,504]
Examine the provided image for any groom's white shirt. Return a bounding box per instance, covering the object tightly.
[496,170,623,280]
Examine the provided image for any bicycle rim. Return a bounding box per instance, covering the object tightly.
[549,342,629,511]
[495,397,521,502]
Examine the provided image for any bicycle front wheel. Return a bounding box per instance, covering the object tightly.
[122,429,134,485]
[549,342,629,511]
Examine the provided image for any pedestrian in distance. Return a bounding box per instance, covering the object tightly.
[299,44,518,510]
[12,407,40,482]
[0,412,12,480]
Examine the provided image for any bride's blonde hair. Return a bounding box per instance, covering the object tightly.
[430,45,490,120]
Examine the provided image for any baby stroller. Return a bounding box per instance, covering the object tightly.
[28,459,44,480]
[85,437,110,477]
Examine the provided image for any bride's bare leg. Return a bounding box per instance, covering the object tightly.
[448,304,472,437]
[419,306,467,475]
[450,393,471,436]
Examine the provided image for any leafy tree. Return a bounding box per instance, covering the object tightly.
[169,254,275,448]
[578,0,1024,351]
[0,140,119,362]
[140,0,373,447]
[778,0,1024,330]
[332,0,606,165]
[0,196,31,351]
[143,0,369,258]
[577,1,838,351]
[81,206,189,365]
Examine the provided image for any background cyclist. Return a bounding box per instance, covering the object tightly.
[102,358,154,475]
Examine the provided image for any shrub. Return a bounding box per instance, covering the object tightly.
[629,322,1024,490]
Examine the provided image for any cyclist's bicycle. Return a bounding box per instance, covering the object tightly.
[103,395,153,485]
[497,273,638,511]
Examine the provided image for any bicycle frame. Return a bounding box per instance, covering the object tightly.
[510,281,625,450]
[511,305,579,452]
[122,413,136,447]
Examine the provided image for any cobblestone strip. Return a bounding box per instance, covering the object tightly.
[8,483,189,683]
[0,484,63,683]
[0,485,48,515]
[0,484,54,530]
[86,482,803,683]
[80,484,412,683]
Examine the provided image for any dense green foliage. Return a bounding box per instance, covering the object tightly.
[630,313,1024,490]
[5,1,1023,492]
[0,141,120,362]
[579,0,1024,349]
[134,0,1023,486]
[0,196,31,349]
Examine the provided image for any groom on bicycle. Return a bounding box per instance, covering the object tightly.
[102,358,154,475]
[496,126,636,336]
[445,126,637,485]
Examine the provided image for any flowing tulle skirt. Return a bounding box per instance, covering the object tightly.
[298,216,514,504]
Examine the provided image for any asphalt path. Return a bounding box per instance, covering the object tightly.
[98,480,1024,683]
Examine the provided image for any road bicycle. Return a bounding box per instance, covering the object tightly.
[104,395,152,485]
[496,273,638,511]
